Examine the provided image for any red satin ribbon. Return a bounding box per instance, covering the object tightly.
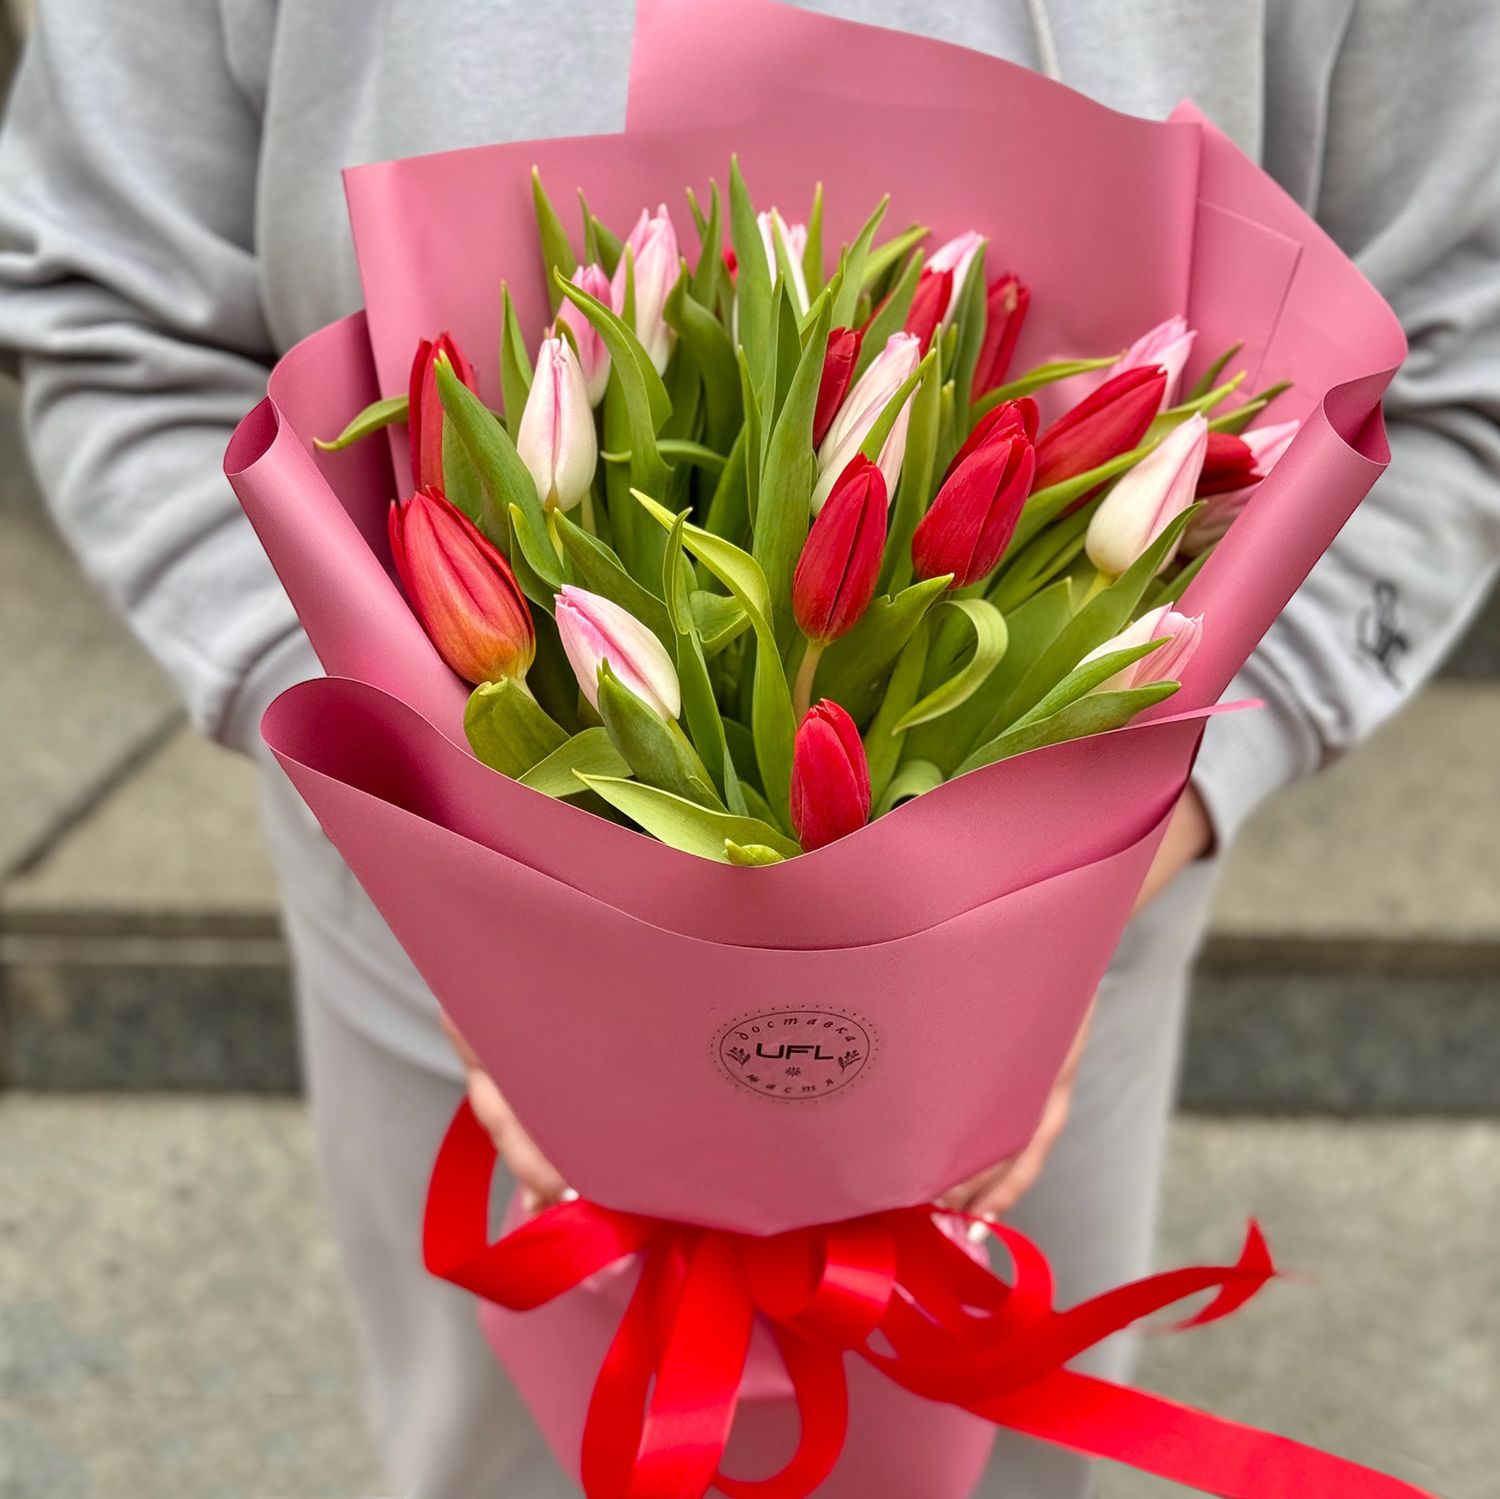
[424,1102,1435,1499]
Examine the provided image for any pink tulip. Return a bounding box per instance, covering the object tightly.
[555,585,681,720]
[756,208,810,315]
[516,337,597,513]
[388,487,534,686]
[610,204,679,374]
[1109,316,1196,409]
[1082,605,1204,692]
[1182,419,1301,556]
[813,331,921,513]
[1085,413,1209,577]
[555,263,613,407]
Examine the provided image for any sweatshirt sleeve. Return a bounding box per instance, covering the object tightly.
[1191,0,1500,843]
[0,0,315,756]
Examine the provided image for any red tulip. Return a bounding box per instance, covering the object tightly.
[408,332,476,494]
[943,397,1039,484]
[1032,365,1167,490]
[974,273,1030,395]
[813,326,864,449]
[790,700,871,852]
[793,455,888,643]
[1195,432,1260,496]
[388,486,534,685]
[903,267,952,353]
[912,429,1035,588]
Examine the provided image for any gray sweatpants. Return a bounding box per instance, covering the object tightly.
[260,767,1219,1499]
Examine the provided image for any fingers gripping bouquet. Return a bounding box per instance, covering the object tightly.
[226,1,1422,1494]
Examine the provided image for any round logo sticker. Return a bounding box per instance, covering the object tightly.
[714,1009,874,1100]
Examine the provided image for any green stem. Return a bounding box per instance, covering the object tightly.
[792,638,825,720]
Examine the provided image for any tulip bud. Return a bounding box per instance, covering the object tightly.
[903,267,952,353]
[408,332,477,493]
[389,486,535,685]
[757,208,810,316]
[1085,413,1209,577]
[974,273,1030,396]
[555,585,681,721]
[943,397,1039,484]
[925,230,985,327]
[1082,605,1204,691]
[793,455,888,643]
[813,331,922,513]
[1182,418,1300,556]
[1033,365,1167,490]
[555,263,613,407]
[611,205,679,374]
[813,326,863,449]
[516,337,598,513]
[1109,315,1196,409]
[790,700,871,852]
[913,430,1035,589]
[1196,432,1259,496]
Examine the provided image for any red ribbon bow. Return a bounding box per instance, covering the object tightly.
[425,1102,1435,1499]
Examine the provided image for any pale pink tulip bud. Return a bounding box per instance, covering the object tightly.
[926,229,985,327]
[1082,605,1204,692]
[1109,315,1197,409]
[1085,413,1209,577]
[516,337,598,513]
[555,585,681,720]
[757,208,810,316]
[1182,419,1301,556]
[610,205,679,374]
[555,263,612,407]
[812,331,922,514]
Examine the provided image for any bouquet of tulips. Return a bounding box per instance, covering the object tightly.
[324,169,1295,864]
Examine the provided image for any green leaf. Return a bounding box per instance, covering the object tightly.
[971,353,1120,418]
[1186,341,1242,401]
[891,598,1007,732]
[988,507,1199,728]
[507,503,565,600]
[725,840,787,866]
[881,344,942,595]
[499,283,534,438]
[1149,371,1246,436]
[577,776,803,862]
[553,510,672,645]
[440,412,486,533]
[578,190,622,277]
[557,268,672,494]
[1210,379,1293,436]
[1008,637,1171,731]
[949,239,990,432]
[988,500,1095,613]
[435,357,556,589]
[861,223,929,295]
[688,180,725,313]
[665,271,742,452]
[465,680,568,778]
[597,663,721,808]
[531,168,577,313]
[816,575,951,724]
[703,427,751,547]
[518,727,630,798]
[854,249,923,381]
[802,181,825,298]
[313,394,408,452]
[755,289,833,641]
[954,683,1181,776]
[1148,547,1212,608]
[875,759,944,817]
[689,589,749,653]
[831,196,890,327]
[864,626,929,803]
[728,156,774,394]
[1005,438,1162,557]
[634,489,797,825]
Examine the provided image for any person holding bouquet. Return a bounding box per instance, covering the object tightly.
[2,3,1498,1497]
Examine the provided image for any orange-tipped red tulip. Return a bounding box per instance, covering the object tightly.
[790,700,871,852]
[408,332,477,494]
[813,326,863,449]
[389,486,534,685]
[1032,365,1167,490]
[912,422,1035,588]
[974,273,1030,395]
[793,455,888,643]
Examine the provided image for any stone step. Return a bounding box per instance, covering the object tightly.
[1,1096,1485,1497]
[2,683,1496,1108]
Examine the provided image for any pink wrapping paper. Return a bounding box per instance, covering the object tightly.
[224,4,1407,1490]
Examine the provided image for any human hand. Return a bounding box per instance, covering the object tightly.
[439,1012,571,1210]
[937,785,1213,1223]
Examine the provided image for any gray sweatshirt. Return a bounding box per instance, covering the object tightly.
[1,0,1497,847]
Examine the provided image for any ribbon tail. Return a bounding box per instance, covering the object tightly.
[972,1369,1441,1499]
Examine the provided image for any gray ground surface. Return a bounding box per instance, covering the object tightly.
[2,1097,1488,1499]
